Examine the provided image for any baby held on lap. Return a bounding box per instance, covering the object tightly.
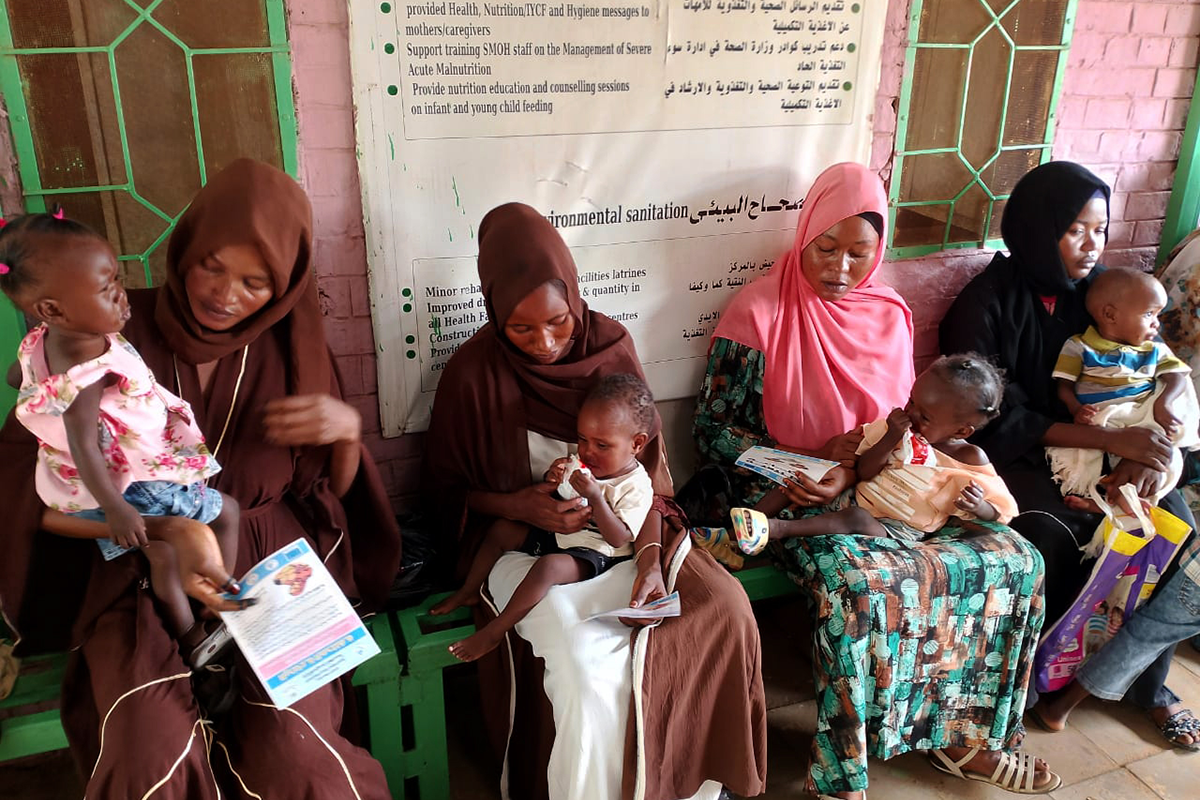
[430,373,656,662]
[730,354,1018,554]
[1046,267,1200,511]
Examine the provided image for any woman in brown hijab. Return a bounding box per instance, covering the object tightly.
[0,159,400,798]
[425,202,766,800]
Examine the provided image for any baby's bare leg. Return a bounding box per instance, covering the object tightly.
[768,507,888,539]
[449,553,587,662]
[209,491,240,573]
[431,518,531,615]
[141,541,200,643]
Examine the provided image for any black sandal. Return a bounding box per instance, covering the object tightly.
[1155,708,1200,752]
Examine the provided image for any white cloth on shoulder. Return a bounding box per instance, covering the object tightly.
[1046,380,1200,502]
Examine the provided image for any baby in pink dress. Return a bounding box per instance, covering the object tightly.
[1,211,240,667]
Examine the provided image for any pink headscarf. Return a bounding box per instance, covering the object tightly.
[712,162,914,451]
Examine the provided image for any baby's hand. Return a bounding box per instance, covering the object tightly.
[107,500,148,549]
[544,457,572,485]
[568,467,601,502]
[1074,404,1099,425]
[885,407,912,437]
[955,481,987,516]
[1153,395,1183,439]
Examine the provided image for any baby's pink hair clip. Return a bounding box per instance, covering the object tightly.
[51,206,65,220]
[0,263,10,275]
[0,217,7,228]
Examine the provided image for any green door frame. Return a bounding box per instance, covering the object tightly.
[1158,80,1200,264]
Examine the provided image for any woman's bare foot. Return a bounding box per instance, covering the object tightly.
[430,588,479,615]
[939,746,1057,791]
[448,625,505,662]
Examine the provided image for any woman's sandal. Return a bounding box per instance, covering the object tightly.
[729,507,770,555]
[928,747,1062,794]
[1154,708,1200,752]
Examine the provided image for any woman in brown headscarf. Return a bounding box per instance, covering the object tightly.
[425,202,766,800]
[0,159,400,798]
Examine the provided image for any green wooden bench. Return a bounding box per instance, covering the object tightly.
[733,561,800,602]
[353,597,474,800]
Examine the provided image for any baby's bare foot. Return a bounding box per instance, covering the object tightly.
[448,627,505,662]
[430,589,478,616]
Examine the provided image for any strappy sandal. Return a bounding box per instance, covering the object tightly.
[928,747,1061,794]
[1154,708,1200,752]
[730,507,770,555]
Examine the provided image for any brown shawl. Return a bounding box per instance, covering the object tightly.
[156,157,330,397]
[425,201,671,533]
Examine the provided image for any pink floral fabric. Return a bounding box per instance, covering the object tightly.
[14,325,219,511]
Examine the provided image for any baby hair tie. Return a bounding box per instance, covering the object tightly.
[51,206,65,220]
[0,217,7,228]
[0,263,9,274]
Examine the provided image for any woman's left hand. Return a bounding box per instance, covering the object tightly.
[780,465,855,507]
[262,394,362,447]
[620,554,667,628]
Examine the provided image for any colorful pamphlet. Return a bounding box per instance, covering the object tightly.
[735,446,839,485]
[220,538,379,708]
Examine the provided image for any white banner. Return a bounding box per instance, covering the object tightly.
[349,0,887,434]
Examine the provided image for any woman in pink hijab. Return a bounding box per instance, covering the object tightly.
[689,163,1059,798]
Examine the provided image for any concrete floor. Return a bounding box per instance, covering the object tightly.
[4,595,1200,799]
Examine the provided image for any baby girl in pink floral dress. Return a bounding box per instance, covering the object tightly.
[1,211,240,667]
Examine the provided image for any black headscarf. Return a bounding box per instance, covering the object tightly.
[939,161,1111,469]
[1000,160,1110,296]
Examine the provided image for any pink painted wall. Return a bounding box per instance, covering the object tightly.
[286,0,1199,509]
[288,0,422,510]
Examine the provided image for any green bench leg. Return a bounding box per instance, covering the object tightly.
[361,666,405,797]
[400,669,451,800]
[356,600,474,800]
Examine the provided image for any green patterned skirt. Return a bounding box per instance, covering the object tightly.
[778,514,1044,794]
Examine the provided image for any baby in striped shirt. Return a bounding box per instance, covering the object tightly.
[1048,267,1200,505]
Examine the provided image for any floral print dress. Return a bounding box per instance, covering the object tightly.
[692,336,1045,795]
[14,324,219,511]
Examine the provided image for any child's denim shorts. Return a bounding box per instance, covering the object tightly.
[70,480,222,560]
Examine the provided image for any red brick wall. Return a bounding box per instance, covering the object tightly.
[285,0,1199,507]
